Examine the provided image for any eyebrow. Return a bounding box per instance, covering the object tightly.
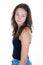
[16,12,27,15]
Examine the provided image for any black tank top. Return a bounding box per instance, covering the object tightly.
[12,36,21,60]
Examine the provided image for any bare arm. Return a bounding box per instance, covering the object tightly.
[19,27,32,65]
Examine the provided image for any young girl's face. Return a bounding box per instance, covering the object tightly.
[15,8,27,27]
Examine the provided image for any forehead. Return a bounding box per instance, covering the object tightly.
[16,8,27,14]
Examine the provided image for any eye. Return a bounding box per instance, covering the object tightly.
[16,13,19,16]
[23,15,25,17]
[22,15,26,17]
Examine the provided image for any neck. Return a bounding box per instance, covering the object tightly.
[18,25,21,29]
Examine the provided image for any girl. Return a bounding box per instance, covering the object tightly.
[11,3,33,65]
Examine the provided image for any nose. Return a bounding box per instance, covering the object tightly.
[18,15,22,20]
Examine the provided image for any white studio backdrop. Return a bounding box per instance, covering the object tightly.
[0,0,43,65]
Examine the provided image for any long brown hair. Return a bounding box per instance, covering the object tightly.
[11,3,33,37]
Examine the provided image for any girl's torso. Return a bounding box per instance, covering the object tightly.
[12,36,21,60]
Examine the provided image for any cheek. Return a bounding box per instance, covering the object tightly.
[15,15,18,21]
[15,15,16,21]
[22,17,26,22]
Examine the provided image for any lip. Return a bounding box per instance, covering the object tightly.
[17,20,21,22]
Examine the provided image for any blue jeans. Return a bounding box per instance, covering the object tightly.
[12,57,32,65]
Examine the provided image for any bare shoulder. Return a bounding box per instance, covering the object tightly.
[19,27,32,43]
[20,27,31,37]
[22,27,31,34]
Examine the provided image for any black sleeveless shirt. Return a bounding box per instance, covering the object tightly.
[12,36,21,60]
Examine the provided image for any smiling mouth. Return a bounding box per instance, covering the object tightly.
[17,20,21,22]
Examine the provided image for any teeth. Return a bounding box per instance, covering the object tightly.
[17,20,21,22]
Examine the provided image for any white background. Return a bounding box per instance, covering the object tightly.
[0,0,43,65]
